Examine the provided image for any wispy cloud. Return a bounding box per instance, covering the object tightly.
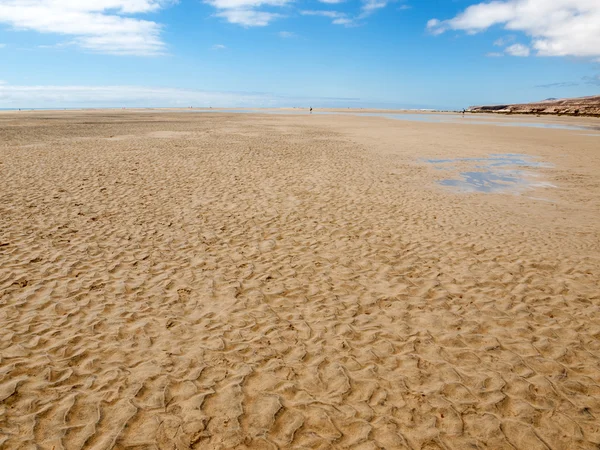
[583,75,600,86]
[207,0,290,26]
[301,0,391,26]
[0,43,6,48]
[332,17,354,25]
[485,41,530,57]
[301,9,352,25]
[301,10,343,18]
[536,81,579,88]
[0,83,279,107]
[505,43,530,57]
[427,0,600,59]
[277,31,296,38]
[535,74,600,88]
[216,9,282,26]
[359,0,388,18]
[211,44,227,50]
[493,35,515,47]
[0,82,368,108]
[38,42,73,49]
[0,0,177,56]
[205,0,389,27]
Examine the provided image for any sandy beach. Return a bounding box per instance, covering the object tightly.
[1,110,599,449]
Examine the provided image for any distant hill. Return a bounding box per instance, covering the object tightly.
[468,95,600,116]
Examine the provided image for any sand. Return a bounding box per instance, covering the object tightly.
[1,110,599,449]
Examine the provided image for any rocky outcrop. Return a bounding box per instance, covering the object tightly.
[468,95,600,117]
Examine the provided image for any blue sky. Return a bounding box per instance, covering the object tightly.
[0,0,599,109]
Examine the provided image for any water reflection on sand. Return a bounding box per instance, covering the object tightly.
[425,154,555,194]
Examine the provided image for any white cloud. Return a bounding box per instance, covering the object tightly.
[301,10,342,18]
[426,19,444,36]
[332,17,353,25]
[277,31,296,38]
[427,0,600,59]
[486,39,529,57]
[0,43,5,48]
[318,0,345,4]
[208,0,289,9]
[493,35,515,47]
[38,41,73,49]
[301,10,345,18]
[211,44,227,50]
[206,0,289,26]
[301,10,354,26]
[302,0,390,26]
[0,0,176,55]
[215,9,281,26]
[360,0,388,16]
[505,43,530,56]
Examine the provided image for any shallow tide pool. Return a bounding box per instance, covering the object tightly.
[425,154,555,194]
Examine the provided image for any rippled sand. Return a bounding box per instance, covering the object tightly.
[1,111,599,449]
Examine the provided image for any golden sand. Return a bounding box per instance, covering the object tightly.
[1,111,599,449]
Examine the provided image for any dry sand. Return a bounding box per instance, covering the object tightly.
[1,111,599,449]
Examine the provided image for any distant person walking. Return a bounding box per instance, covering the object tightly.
[310,107,313,114]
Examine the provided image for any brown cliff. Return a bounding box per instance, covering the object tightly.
[468,95,600,117]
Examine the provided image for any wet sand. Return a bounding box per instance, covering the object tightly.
[1,111,599,449]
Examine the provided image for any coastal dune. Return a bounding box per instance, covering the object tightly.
[1,111,599,449]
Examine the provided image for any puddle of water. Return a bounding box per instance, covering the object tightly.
[439,170,526,193]
[425,153,555,194]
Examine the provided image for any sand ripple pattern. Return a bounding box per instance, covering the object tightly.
[1,112,600,449]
